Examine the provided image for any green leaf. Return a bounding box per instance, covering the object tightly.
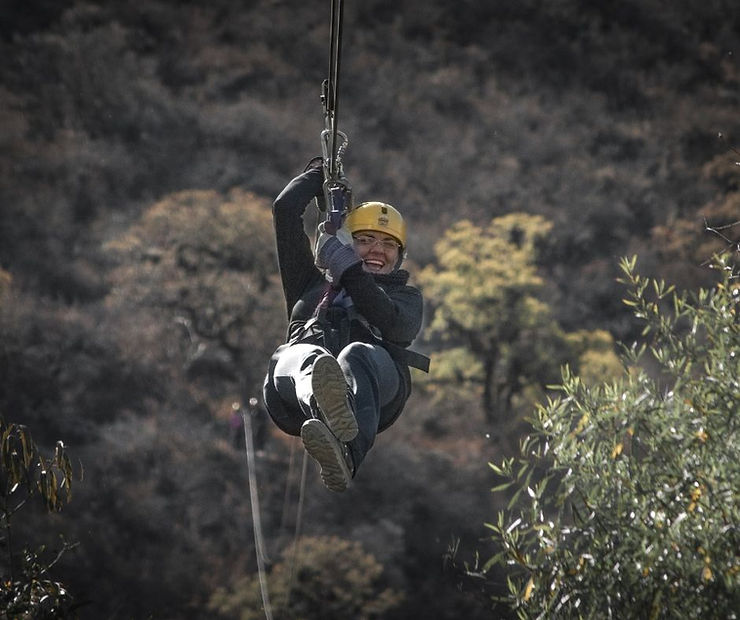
[492,481,514,493]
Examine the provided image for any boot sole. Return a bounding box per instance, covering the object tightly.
[311,354,358,441]
[301,419,351,493]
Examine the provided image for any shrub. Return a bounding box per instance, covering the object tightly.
[0,416,78,618]
[484,254,739,619]
[208,535,404,620]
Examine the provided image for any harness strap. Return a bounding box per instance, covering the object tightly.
[381,340,431,373]
[314,281,339,318]
[341,301,431,372]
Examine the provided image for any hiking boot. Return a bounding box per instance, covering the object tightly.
[311,354,358,442]
[300,419,353,493]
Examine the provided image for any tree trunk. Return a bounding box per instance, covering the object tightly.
[482,351,497,424]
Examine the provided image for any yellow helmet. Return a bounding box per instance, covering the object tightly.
[345,201,406,248]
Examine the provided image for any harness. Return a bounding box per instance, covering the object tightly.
[294,291,430,373]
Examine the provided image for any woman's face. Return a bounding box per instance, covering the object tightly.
[352,230,401,274]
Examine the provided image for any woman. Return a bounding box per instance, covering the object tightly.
[263,160,429,492]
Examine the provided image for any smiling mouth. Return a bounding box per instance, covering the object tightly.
[363,259,385,271]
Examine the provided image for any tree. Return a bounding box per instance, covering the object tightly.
[418,214,620,425]
[649,151,740,290]
[0,416,78,618]
[418,214,557,423]
[484,254,740,619]
[0,270,10,296]
[105,187,286,399]
[208,535,404,620]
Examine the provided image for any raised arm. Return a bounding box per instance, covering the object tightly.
[272,167,324,316]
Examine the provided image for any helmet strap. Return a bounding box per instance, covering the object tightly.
[393,249,406,271]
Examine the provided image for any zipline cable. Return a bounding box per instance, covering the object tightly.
[320,0,352,232]
[326,0,344,181]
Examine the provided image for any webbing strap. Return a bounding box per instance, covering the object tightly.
[314,281,340,317]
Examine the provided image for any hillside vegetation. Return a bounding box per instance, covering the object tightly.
[1,0,738,617]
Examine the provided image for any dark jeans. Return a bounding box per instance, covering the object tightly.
[272,342,400,470]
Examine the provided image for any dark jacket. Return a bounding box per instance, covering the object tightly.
[263,167,426,436]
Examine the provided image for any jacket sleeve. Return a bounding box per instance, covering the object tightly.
[272,168,324,317]
[339,264,423,345]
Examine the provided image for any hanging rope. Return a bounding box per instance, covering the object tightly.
[242,401,310,620]
[242,399,274,620]
[279,439,298,531]
[285,448,309,611]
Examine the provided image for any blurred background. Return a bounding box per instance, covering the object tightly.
[1,0,738,617]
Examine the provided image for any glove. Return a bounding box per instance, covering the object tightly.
[335,224,353,246]
[315,222,361,284]
[314,221,334,260]
[314,221,353,257]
